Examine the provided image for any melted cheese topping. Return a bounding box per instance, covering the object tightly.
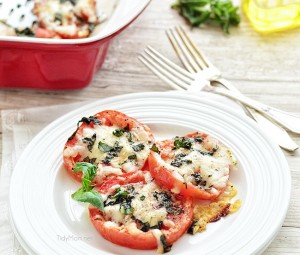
[102,180,178,253]
[131,182,167,226]
[103,182,169,227]
[152,229,164,254]
[64,124,152,181]
[161,136,237,191]
[33,0,98,38]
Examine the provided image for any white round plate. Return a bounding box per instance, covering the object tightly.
[9,92,291,255]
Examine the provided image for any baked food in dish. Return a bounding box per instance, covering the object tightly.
[66,112,240,253]
[89,171,193,253]
[148,132,238,200]
[63,110,154,183]
[32,0,99,38]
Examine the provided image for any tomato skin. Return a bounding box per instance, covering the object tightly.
[63,110,154,183]
[148,132,225,201]
[149,151,218,200]
[63,153,82,182]
[89,172,194,250]
[89,209,158,250]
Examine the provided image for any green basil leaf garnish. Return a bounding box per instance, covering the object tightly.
[72,189,104,211]
[72,162,104,211]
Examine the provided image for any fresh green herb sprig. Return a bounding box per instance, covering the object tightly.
[71,162,104,211]
[172,0,240,33]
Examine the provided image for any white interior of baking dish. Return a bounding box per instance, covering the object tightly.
[0,0,150,44]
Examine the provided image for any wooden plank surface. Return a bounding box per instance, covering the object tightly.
[1,0,300,253]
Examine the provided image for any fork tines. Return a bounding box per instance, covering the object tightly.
[138,45,194,91]
[166,26,213,74]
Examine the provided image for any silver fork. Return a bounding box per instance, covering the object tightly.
[139,46,300,151]
[165,26,299,151]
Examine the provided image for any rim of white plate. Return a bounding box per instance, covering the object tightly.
[9,91,291,255]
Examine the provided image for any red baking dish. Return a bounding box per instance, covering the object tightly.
[0,0,151,89]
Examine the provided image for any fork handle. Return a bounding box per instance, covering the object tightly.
[213,79,298,151]
[213,87,300,134]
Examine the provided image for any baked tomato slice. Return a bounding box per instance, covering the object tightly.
[89,171,193,253]
[148,132,238,200]
[63,110,154,183]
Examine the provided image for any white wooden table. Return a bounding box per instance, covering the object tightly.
[1,0,300,253]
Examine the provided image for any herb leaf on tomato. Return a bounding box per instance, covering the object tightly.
[98,141,114,152]
[113,128,125,137]
[72,162,104,211]
[174,136,193,149]
[150,144,160,154]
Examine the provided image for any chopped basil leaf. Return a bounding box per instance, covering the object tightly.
[99,141,123,164]
[127,132,133,143]
[113,187,129,199]
[171,153,192,167]
[104,187,134,215]
[137,220,150,232]
[98,141,113,152]
[134,218,163,232]
[113,141,123,153]
[113,128,125,137]
[54,12,62,23]
[150,144,160,154]
[120,202,133,215]
[197,147,218,156]
[102,151,117,164]
[185,159,192,164]
[153,191,183,215]
[160,234,172,253]
[128,154,137,161]
[68,116,101,141]
[77,116,101,127]
[15,27,35,37]
[82,133,96,152]
[132,143,145,152]
[191,173,207,188]
[171,158,183,167]
[83,156,96,164]
[174,136,193,150]
[194,136,204,143]
[140,195,145,201]
[119,160,127,165]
